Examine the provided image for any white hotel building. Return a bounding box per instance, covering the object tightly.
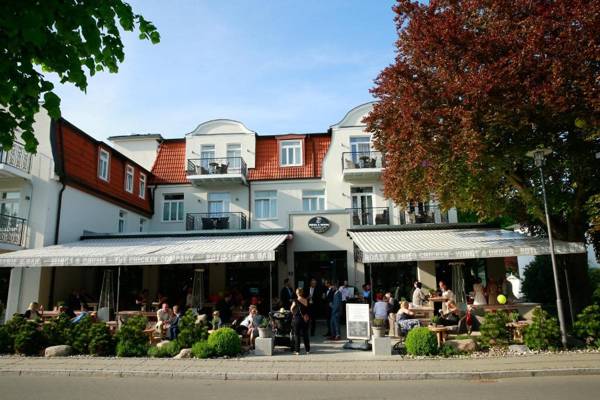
[0,103,585,318]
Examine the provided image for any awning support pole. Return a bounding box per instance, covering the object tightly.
[116,266,121,316]
[368,263,373,307]
[269,262,273,312]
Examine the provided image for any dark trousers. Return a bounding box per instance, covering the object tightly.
[292,317,310,353]
[324,306,332,335]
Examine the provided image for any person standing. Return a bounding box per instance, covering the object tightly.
[280,278,294,310]
[306,279,320,336]
[329,282,343,340]
[412,281,427,306]
[473,277,487,305]
[323,280,335,337]
[291,288,311,355]
[439,281,455,315]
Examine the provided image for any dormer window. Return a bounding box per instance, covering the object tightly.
[125,165,134,193]
[280,140,302,167]
[98,148,110,181]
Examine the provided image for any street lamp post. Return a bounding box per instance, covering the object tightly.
[526,148,568,348]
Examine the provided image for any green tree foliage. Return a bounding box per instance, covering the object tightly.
[115,315,148,357]
[14,320,46,356]
[88,323,115,356]
[574,305,600,348]
[479,311,510,348]
[404,327,438,356]
[0,325,12,354]
[365,0,599,311]
[522,256,556,305]
[0,0,160,152]
[524,307,561,350]
[176,309,208,349]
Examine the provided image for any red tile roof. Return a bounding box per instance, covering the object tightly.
[150,139,189,184]
[248,134,331,181]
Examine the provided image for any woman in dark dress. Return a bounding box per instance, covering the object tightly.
[290,288,311,355]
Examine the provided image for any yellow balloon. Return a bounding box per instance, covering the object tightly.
[497,294,507,305]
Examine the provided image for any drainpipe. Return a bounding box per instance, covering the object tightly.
[247,180,251,229]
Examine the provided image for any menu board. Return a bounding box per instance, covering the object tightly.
[346,303,370,340]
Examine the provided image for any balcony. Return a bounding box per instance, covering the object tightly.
[187,157,247,185]
[349,207,390,227]
[186,212,248,231]
[399,205,450,225]
[342,151,384,180]
[0,142,32,179]
[0,214,26,247]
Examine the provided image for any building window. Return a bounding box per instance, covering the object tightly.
[0,192,20,228]
[208,192,230,215]
[118,210,127,233]
[98,149,110,181]
[139,173,146,199]
[162,193,184,222]
[302,189,325,211]
[350,136,371,165]
[280,140,302,166]
[227,144,242,171]
[255,190,277,220]
[200,144,215,170]
[125,165,134,193]
[139,218,146,232]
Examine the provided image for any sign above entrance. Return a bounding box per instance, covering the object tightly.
[308,216,331,234]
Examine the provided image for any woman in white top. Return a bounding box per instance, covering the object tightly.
[372,293,389,320]
[472,277,487,305]
[439,281,455,315]
[412,281,427,306]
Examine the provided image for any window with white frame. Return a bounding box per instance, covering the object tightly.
[208,192,230,216]
[162,193,184,222]
[254,190,277,220]
[98,149,110,181]
[227,144,242,171]
[125,165,134,193]
[302,189,325,211]
[280,140,302,166]
[118,210,127,233]
[200,144,215,170]
[139,218,146,232]
[139,173,146,199]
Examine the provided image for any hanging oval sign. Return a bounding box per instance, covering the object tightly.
[308,216,331,234]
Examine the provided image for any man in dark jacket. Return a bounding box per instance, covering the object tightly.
[280,278,294,310]
[323,280,335,337]
[306,278,321,336]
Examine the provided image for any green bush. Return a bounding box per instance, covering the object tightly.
[14,320,46,356]
[0,325,12,354]
[574,305,600,347]
[42,314,72,347]
[524,307,561,351]
[68,314,93,354]
[479,311,509,348]
[438,343,462,358]
[176,309,208,349]
[191,340,214,359]
[207,327,241,357]
[88,323,115,356]
[147,341,180,358]
[404,327,438,356]
[115,315,148,357]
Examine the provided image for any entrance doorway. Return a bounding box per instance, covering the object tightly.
[294,251,347,289]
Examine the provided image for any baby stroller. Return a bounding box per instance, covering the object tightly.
[269,310,294,350]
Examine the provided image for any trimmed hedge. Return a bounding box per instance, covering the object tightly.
[404,327,438,356]
[207,327,241,357]
[574,305,600,348]
[524,307,560,351]
[479,311,509,348]
[191,341,214,359]
[115,315,148,357]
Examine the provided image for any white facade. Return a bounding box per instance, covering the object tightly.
[108,135,162,171]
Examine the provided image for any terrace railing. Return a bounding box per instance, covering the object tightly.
[186,212,248,231]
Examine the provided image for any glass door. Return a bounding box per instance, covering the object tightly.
[351,187,373,225]
[350,137,371,166]
[226,144,241,172]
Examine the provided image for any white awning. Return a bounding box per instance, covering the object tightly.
[348,228,586,263]
[0,234,289,267]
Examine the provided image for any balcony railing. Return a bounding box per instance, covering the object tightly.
[399,205,449,225]
[342,151,384,170]
[187,157,247,178]
[349,207,390,226]
[0,214,26,246]
[186,212,248,231]
[0,142,32,173]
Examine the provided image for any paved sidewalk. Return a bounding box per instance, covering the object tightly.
[1,352,600,381]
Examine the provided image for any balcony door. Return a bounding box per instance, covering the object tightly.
[200,145,215,171]
[226,144,241,172]
[351,187,373,225]
[208,192,230,216]
[350,136,371,165]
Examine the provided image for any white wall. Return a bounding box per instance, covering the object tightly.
[108,137,161,171]
[185,120,256,169]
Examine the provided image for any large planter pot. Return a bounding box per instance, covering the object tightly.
[372,327,386,338]
[258,327,271,339]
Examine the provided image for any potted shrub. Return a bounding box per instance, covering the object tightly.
[430,315,441,327]
[258,316,271,338]
[372,318,386,337]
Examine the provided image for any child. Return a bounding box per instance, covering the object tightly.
[211,310,222,329]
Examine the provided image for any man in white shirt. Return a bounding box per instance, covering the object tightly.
[439,281,455,315]
[412,281,427,306]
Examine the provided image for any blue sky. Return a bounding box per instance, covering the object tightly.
[50,1,397,140]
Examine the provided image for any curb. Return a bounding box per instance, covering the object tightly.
[2,367,600,381]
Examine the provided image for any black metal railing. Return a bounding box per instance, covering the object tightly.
[399,204,450,224]
[0,214,26,246]
[342,151,384,170]
[186,212,248,231]
[348,207,390,226]
[0,142,32,173]
[187,157,247,178]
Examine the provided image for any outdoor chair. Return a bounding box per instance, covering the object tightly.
[215,217,229,229]
[201,217,216,230]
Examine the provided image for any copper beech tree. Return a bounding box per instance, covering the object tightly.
[365,0,599,311]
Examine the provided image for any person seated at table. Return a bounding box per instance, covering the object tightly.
[168,305,182,340]
[211,310,222,330]
[57,303,76,319]
[71,305,93,324]
[239,305,262,349]
[438,281,455,315]
[135,289,150,311]
[439,300,460,326]
[396,301,421,334]
[155,303,172,337]
[372,293,389,322]
[24,302,43,320]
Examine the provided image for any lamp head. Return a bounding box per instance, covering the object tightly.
[526,148,552,167]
